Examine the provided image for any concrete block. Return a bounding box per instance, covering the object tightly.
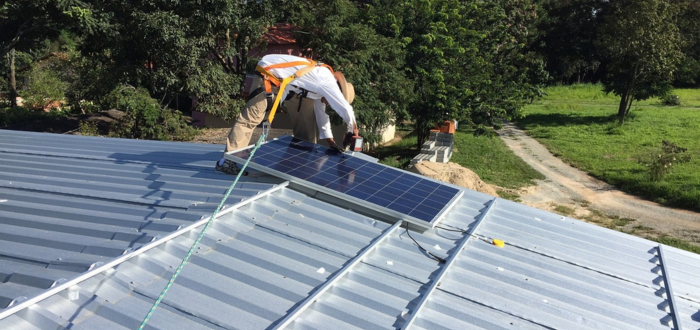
[420,153,437,162]
[436,136,454,143]
[422,149,438,156]
[410,153,437,165]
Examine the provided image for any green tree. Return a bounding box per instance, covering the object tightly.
[77,0,279,119]
[391,0,539,147]
[534,0,606,83]
[596,0,683,123]
[71,0,277,118]
[1,0,83,58]
[1,1,87,106]
[675,1,700,87]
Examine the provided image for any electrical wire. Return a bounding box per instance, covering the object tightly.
[435,225,466,233]
[436,225,493,244]
[404,222,446,264]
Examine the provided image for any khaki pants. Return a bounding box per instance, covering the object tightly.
[225,91,268,152]
[225,89,322,153]
[285,96,319,144]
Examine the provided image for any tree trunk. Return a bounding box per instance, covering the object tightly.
[617,93,628,124]
[9,48,17,108]
[416,118,427,150]
[577,68,581,84]
[618,68,638,124]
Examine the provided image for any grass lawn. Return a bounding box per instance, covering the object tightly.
[450,129,544,189]
[518,84,700,211]
[540,84,700,107]
[370,127,543,192]
[370,128,419,169]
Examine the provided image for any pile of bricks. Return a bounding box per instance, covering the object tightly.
[410,121,455,165]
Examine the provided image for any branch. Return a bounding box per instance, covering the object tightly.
[17,52,61,73]
[0,18,35,58]
[210,47,232,73]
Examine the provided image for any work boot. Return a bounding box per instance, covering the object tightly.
[215,158,243,175]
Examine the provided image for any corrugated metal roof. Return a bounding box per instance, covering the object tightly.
[0,130,280,310]
[2,130,700,330]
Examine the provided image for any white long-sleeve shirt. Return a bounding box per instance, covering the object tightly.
[258,55,356,139]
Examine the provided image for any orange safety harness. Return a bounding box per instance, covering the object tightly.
[255,59,334,124]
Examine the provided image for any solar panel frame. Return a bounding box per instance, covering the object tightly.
[224,136,463,229]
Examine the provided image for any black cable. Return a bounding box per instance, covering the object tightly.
[435,225,466,233]
[437,225,492,244]
[404,222,446,264]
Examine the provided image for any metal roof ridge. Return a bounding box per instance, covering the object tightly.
[400,197,498,329]
[0,181,290,320]
[0,148,213,172]
[656,245,684,330]
[271,220,404,329]
[0,184,194,210]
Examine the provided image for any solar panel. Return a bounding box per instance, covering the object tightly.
[225,136,462,228]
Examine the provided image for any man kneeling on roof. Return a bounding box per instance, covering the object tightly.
[216,54,359,175]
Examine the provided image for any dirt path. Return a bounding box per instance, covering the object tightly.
[498,122,700,244]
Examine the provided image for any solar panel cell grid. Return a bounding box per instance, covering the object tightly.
[229,136,461,225]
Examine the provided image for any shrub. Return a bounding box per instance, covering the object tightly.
[660,94,682,106]
[106,85,195,141]
[76,100,100,114]
[78,120,99,136]
[0,106,65,127]
[106,85,164,140]
[638,140,691,181]
[160,108,196,141]
[20,66,68,110]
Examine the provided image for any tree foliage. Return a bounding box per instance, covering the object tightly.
[0,0,87,58]
[393,0,540,146]
[6,0,696,145]
[21,61,68,109]
[595,0,682,123]
[76,0,280,119]
[289,0,541,147]
[674,0,700,86]
[534,0,605,83]
[106,85,195,141]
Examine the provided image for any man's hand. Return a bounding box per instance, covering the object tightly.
[327,139,343,154]
[344,122,360,149]
[343,132,354,149]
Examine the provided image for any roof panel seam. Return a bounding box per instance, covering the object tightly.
[253,223,356,259]
[0,185,193,210]
[434,286,557,330]
[0,149,212,172]
[470,232,659,292]
[129,289,231,330]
